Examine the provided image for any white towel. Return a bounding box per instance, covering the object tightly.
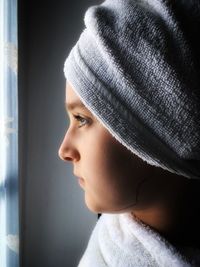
[64,0,200,179]
[78,213,200,267]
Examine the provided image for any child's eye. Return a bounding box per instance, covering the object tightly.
[72,114,89,128]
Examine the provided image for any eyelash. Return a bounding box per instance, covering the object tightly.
[72,114,89,128]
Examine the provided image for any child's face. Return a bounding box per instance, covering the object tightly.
[58,82,163,214]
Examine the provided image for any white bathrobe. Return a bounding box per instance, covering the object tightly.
[78,213,200,267]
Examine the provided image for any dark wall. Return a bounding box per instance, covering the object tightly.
[18,1,102,266]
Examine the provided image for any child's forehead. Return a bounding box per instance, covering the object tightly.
[65,82,94,115]
[65,82,84,106]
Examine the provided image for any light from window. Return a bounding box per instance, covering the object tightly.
[0,0,8,266]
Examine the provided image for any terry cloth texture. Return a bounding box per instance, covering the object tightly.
[77,213,200,267]
[64,0,200,179]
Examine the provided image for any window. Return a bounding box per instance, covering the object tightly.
[0,1,19,266]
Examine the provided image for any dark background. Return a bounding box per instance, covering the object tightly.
[18,0,102,266]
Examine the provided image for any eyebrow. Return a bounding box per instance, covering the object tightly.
[65,101,87,112]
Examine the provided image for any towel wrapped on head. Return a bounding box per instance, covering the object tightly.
[64,0,200,179]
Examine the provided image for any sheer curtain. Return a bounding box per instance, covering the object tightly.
[0,0,19,266]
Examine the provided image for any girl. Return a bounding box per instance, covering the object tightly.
[58,0,200,266]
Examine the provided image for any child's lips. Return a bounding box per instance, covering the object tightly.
[78,177,85,187]
[74,173,85,186]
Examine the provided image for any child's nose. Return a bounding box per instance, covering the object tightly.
[58,133,79,162]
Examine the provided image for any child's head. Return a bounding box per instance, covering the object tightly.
[58,82,189,215]
[59,0,200,214]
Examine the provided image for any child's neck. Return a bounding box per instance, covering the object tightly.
[132,178,200,249]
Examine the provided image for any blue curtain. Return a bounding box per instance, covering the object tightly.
[0,0,19,267]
